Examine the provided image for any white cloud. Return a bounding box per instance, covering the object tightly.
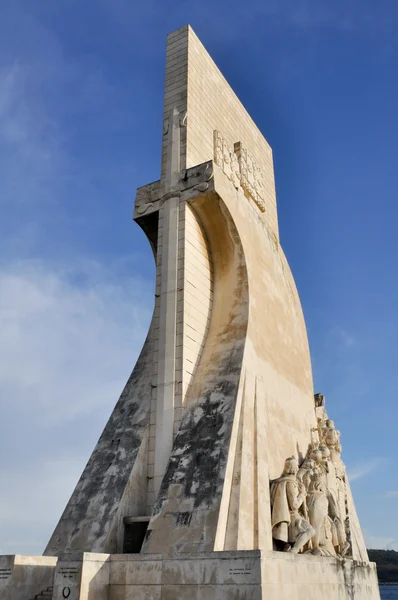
[384,491,398,498]
[347,459,381,481]
[336,327,355,348]
[0,259,153,426]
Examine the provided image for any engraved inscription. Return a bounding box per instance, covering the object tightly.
[0,568,12,580]
[60,567,79,579]
[228,567,252,575]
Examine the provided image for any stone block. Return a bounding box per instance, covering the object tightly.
[0,555,57,600]
[109,584,161,600]
[111,559,162,586]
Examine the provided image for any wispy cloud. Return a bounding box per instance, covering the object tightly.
[384,491,398,498]
[335,327,355,348]
[0,259,153,426]
[0,64,65,209]
[347,459,381,482]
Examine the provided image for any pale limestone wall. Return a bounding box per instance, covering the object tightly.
[181,203,213,401]
[106,551,379,600]
[109,551,262,600]
[1,550,379,599]
[161,30,188,176]
[161,26,278,238]
[0,555,57,600]
[52,553,110,600]
[138,158,368,557]
[146,197,213,512]
[213,166,315,476]
[53,557,82,600]
[142,163,315,553]
[79,554,110,600]
[210,167,315,551]
[146,212,163,512]
[260,552,380,600]
[142,182,250,555]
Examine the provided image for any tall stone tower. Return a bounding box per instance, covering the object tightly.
[1,25,380,600]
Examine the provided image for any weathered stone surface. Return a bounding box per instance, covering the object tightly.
[46,551,380,599]
[0,555,57,600]
[52,553,109,600]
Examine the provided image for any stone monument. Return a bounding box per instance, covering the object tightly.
[1,25,380,600]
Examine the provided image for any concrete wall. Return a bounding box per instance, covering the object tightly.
[141,158,315,553]
[142,183,250,554]
[181,204,213,403]
[0,551,380,599]
[106,551,379,600]
[52,553,110,600]
[212,166,315,480]
[0,554,57,600]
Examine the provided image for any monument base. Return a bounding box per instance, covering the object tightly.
[2,550,380,599]
[0,554,57,600]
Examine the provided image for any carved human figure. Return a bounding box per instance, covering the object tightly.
[297,458,315,493]
[307,448,335,555]
[270,457,315,554]
[328,442,350,555]
[324,419,341,452]
[271,395,353,558]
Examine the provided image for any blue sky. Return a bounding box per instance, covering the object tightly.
[1,0,397,554]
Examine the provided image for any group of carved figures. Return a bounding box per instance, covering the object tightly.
[270,395,351,557]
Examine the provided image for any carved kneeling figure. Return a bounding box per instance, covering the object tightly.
[270,457,315,553]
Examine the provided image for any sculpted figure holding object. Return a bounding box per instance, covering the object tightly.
[270,456,315,553]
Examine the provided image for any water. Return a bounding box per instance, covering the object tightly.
[380,586,398,599]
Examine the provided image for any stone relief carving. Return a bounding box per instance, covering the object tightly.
[163,118,169,136]
[270,456,315,554]
[213,131,267,213]
[234,142,267,213]
[213,131,241,189]
[270,394,351,557]
[135,181,162,217]
[133,162,215,221]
